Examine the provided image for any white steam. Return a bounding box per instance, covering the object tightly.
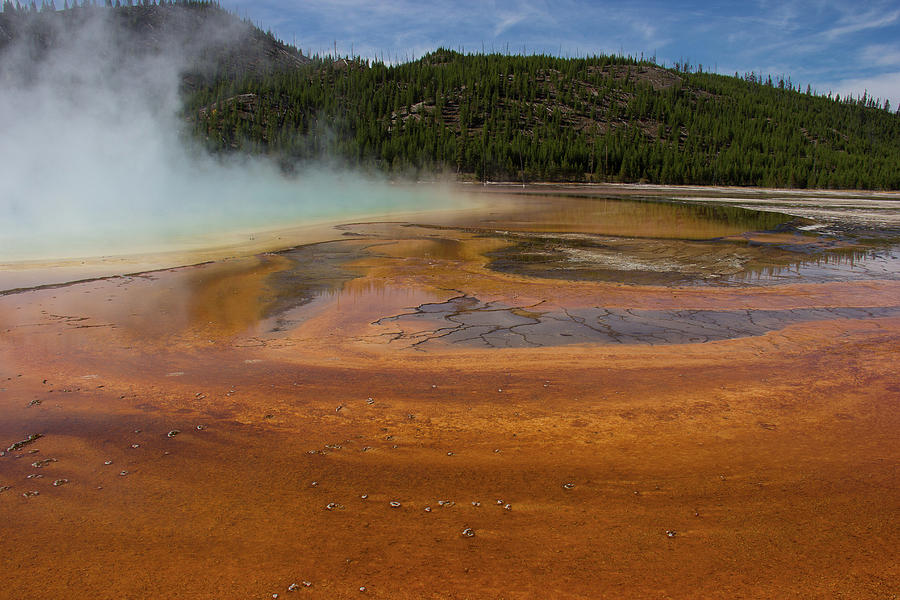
[0,8,444,262]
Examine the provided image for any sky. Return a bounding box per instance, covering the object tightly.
[219,0,900,110]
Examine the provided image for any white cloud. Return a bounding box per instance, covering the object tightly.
[860,43,900,67]
[827,71,900,108]
[824,8,900,39]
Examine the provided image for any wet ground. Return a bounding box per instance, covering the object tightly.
[1,186,899,599]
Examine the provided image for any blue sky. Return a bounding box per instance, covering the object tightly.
[220,0,900,109]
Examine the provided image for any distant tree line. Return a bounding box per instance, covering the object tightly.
[186,47,900,189]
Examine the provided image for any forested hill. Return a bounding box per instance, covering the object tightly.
[0,1,307,83]
[191,50,900,189]
[3,2,899,189]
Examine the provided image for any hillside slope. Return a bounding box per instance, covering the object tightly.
[190,49,900,189]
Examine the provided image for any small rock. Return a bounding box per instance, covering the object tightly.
[22,490,39,498]
[311,481,318,487]
[471,501,481,507]
[104,460,113,465]
[31,458,57,468]
[196,425,205,431]
[495,499,503,505]
[424,506,432,512]
[461,527,475,537]
[0,485,11,493]
[26,474,43,479]
[666,530,677,538]
[167,430,180,438]
[52,479,69,486]
[131,444,140,449]
[7,433,42,452]
[366,398,374,405]
[302,582,312,588]
[390,501,401,508]
[119,470,129,476]
[504,504,512,511]
[359,586,366,593]
[360,494,368,499]
[563,483,575,490]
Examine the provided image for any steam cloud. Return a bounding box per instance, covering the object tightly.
[0,8,445,262]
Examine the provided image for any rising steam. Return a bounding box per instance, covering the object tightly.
[0,7,447,263]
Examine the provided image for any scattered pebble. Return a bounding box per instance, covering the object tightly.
[22,490,39,498]
[447,452,455,456]
[119,470,129,476]
[0,486,11,493]
[311,481,318,487]
[366,398,375,405]
[358,587,366,593]
[31,458,57,468]
[26,474,43,479]
[563,483,575,490]
[495,499,503,505]
[471,501,481,507]
[104,460,113,465]
[196,425,205,431]
[360,494,368,500]
[131,444,140,449]
[389,501,401,508]
[424,506,432,512]
[666,530,677,538]
[53,479,68,487]
[461,527,475,538]
[167,430,180,438]
[504,504,512,511]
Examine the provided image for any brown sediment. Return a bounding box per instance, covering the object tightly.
[1,196,899,599]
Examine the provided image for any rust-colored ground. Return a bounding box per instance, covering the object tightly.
[1,202,899,599]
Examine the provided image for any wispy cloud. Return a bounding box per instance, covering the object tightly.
[824,7,900,39]
[860,43,900,66]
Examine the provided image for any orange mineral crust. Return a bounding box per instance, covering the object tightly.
[1,196,899,599]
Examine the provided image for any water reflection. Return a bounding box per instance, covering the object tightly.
[488,232,900,286]
[104,193,900,343]
[463,194,795,239]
